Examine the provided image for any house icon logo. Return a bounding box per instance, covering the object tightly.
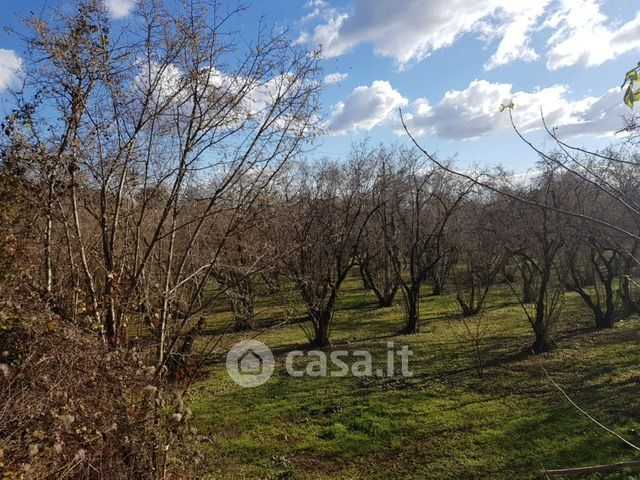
[226,340,274,387]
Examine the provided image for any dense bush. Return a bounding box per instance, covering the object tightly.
[0,311,198,479]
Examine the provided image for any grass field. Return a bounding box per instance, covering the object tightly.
[189,276,640,479]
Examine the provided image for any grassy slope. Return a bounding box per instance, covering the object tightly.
[189,276,640,480]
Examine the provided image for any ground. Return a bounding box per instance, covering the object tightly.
[189,276,640,479]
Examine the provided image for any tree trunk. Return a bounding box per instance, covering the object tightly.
[231,295,255,331]
[460,304,481,317]
[432,276,443,296]
[401,286,420,334]
[360,262,397,307]
[594,310,616,330]
[532,285,554,354]
[379,294,395,308]
[532,329,553,354]
[523,272,535,303]
[359,263,373,290]
[621,276,640,316]
[167,316,206,382]
[310,309,332,348]
[431,257,451,296]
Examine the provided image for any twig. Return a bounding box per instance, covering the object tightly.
[545,460,640,476]
[535,355,640,453]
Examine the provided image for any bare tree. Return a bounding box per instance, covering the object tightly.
[357,233,400,308]
[401,109,640,258]
[399,111,636,352]
[12,0,320,366]
[374,149,472,334]
[562,238,624,329]
[278,152,375,347]
[503,172,566,353]
[452,199,508,316]
[429,251,455,296]
[357,147,400,308]
[550,172,633,329]
[211,185,280,331]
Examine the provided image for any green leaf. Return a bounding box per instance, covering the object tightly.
[624,85,635,108]
[624,69,638,86]
[499,101,514,112]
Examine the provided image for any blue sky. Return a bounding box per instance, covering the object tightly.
[0,0,638,172]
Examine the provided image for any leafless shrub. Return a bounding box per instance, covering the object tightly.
[0,314,197,479]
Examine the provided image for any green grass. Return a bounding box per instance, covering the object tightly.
[188,276,640,479]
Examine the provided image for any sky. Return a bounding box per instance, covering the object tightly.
[0,0,639,172]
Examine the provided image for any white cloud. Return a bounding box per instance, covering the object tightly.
[135,61,312,135]
[302,0,640,70]
[104,0,136,19]
[306,0,551,68]
[0,49,21,92]
[305,0,328,8]
[327,80,407,134]
[485,1,550,70]
[301,8,322,24]
[545,0,640,69]
[324,72,348,84]
[551,87,626,137]
[400,79,626,140]
[300,1,331,24]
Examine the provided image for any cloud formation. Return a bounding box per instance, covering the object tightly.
[104,0,136,19]
[326,80,407,134]
[302,0,551,68]
[485,1,550,69]
[300,0,640,70]
[545,0,640,69]
[324,72,348,84]
[400,79,627,140]
[0,49,21,92]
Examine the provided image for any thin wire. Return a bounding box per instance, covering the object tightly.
[536,352,640,452]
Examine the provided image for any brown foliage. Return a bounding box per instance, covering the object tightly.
[0,315,197,479]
